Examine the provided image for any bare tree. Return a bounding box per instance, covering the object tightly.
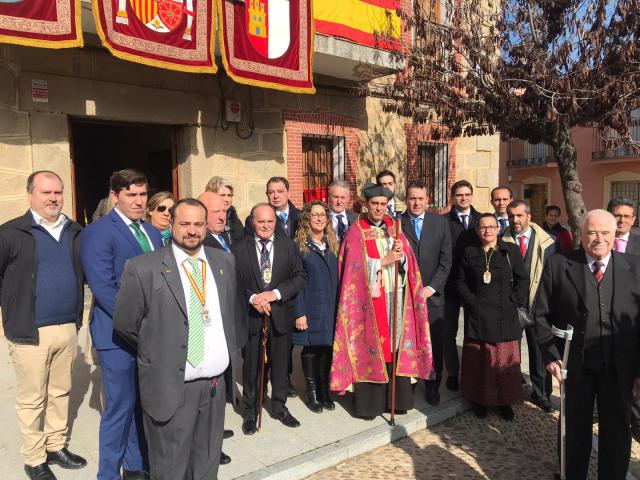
[379,0,640,234]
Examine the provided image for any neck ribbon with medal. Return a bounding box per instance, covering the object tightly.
[183,260,211,327]
[261,244,272,285]
[483,248,494,284]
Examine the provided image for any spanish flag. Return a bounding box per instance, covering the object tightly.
[313,0,401,50]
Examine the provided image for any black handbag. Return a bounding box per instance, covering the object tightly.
[505,252,534,329]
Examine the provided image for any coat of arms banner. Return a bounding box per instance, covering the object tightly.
[93,0,217,73]
[0,0,83,49]
[218,0,314,94]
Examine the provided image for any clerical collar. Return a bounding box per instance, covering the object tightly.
[366,216,384,228]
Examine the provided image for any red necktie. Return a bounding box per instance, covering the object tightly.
[518,235,527,257]
[592,262,604,283]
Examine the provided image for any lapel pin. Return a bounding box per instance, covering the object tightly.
[220,269,224,275]
[165,269,172,273]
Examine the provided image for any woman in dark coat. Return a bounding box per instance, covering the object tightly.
[455,213,529,421]
[205,175,244,243]
[293,201,340,413]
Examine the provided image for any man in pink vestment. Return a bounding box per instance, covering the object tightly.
[330,184,434,419]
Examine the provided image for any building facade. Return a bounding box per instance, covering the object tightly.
[0,1,500,225]
[499,121,640,225]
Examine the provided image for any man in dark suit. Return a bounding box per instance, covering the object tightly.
[442,179,481,391]
[199,192,232,252]
[244,177,300,239]
[80,169,163,480]
[327,179,357,243]
[608,197,640,441]
[233,203,306,434]
[536,209,640,480]
[503,200,556,412]
[113,198,237,480]
[491,186,513,236]
[402,180,452,405]
[197,191,236,465]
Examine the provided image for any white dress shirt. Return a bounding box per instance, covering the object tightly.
[172,244,229,381]
[30,210,68,241]
[330,210,348,231]
[113,207,154,251]
[514,227,532,251]
[249,236,282,303]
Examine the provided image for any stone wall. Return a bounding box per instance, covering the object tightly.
[0,42,500,225]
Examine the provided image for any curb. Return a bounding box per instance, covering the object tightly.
[234,396,470,480]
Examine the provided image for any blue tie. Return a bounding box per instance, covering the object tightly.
[336,214,346,242]
[412,216,422,239]
[278,212,288,233]
[498,218,507,234]
[217,234,230,252]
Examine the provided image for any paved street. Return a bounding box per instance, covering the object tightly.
[310,399,640,480]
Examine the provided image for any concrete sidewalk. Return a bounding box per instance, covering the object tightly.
[0,315,535,480]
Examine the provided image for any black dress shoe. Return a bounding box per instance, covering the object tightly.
[223,429,234,439]
[24,463,56,480]
[122,470,150,480]
[46,448,87,469]
[273,408,301,428]
[632,424,640,443]
[242,417,257,435]
[425,383,441,406]
[219,451,231,465]
[530,395,555,413]
[473,404,487,418]
[446,376,459,392]
[499,406,515,421]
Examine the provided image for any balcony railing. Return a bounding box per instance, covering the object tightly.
[506,141,554,168]
[592,120,640,160]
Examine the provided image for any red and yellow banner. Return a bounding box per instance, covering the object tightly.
[218,0,315,94]
[0,0,83,49]
[313,0,401,50]
[93,0,217,73]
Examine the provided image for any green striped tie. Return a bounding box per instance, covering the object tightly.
[185,257,205,367]
[129,223,152,253]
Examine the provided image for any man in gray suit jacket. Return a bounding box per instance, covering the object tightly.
[114,198,237,480]
[402,180,452,405]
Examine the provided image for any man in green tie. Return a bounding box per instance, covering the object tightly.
[114,198,237,480]
[80,169,164,480]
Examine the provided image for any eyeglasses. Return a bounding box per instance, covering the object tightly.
[613,214,635,220]
[310,213,327,219]
[220,193,234,198]
[478,226,498,231]
[155,205,169,213]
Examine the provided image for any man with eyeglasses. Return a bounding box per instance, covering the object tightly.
[607,197,640,442]
[502,199,556,413]
[442,180,481,392]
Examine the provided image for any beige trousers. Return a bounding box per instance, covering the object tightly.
[7,323,77,466]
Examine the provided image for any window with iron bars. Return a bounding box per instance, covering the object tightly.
[417,141,448,208]
[302,135,345,203]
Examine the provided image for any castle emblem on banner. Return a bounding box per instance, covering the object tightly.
[245,0,290,59]
[115,0,195,40]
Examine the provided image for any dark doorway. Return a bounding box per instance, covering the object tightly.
[70,119,178,225]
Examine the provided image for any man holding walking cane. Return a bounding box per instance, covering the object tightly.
[233,203,306,435]
[535,209,640,480]
[330,184,434,420]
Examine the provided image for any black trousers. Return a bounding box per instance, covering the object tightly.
[242,320,291,419]
[425,305,445,387]
[353,362,414,418]
[143,376,226,480]
[523,324,553,400]
[631,399,640,429]
[564,368,631,480]
[443,293,461,378]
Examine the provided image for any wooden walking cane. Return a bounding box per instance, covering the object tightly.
[257,313,269,432]
[390,214,402,427]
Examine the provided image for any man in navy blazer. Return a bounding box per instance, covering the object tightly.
[80,169,163,480]
[402,180,452,405]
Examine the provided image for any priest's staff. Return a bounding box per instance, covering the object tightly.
[390,213,402,427]
[552,324,573,480]
[257,313,269,432]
